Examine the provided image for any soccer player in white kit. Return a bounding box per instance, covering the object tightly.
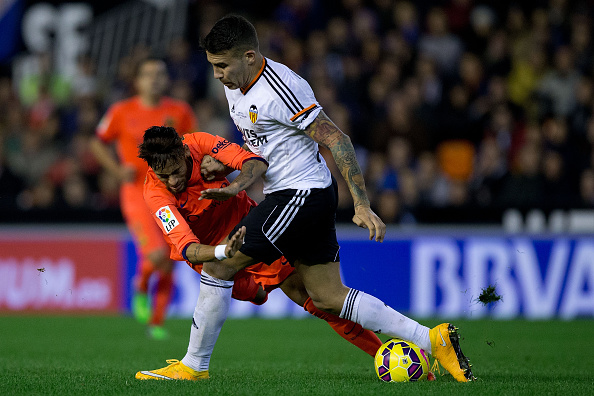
[138,15,475,382]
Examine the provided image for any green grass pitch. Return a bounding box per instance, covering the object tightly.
[0,316,592,395]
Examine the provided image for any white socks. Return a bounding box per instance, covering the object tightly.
[181,270,233,371]
[340,288,431,353]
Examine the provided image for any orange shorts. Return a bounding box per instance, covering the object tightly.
[120,183,167,258]
[189,257,294,303]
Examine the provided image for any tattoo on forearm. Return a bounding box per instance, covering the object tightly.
[232,160,266,192]
[306,112,370,208]
[190,244,202,263]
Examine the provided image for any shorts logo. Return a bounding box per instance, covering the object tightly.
[156,206,179,234]
[249,105,258,123]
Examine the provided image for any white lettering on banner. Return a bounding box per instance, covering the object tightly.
[411,239,463,317]
[410,237,594,319]
[0,258,112,310]
[35,258,75,308]
[559,241,594,318]
[513,239,569,319]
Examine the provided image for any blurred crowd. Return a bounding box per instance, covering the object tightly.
[1,0,594,224]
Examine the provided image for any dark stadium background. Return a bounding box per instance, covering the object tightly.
[2,0,593,225]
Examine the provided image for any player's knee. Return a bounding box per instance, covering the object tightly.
[251,287,268,305]
[203,260,239,280]
[309,295,343,315]
[279,274,309,306]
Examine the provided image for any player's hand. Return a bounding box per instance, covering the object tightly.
[201,155,234,181]
[199,185,240,201]
[352,206,386,242]
[225,226,245,258]
[118,166,136,182]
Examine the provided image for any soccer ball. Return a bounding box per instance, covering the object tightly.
[374,338,429,382]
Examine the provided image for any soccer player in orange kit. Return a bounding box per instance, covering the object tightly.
[134,126,383,379]
[90,57,197,339]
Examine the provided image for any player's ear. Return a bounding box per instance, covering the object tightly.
[244,50,256,65]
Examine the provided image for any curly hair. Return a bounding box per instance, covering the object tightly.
[138,126,185,170]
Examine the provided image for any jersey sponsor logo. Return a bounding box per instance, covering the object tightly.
[211,139,231,154]
[237,124,268,147]
[156,206,179,233]
[249,104,258,123]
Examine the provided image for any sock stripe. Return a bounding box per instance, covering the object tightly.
[200,278,233,289]
[343,289,359,321]
[348,289,359,320]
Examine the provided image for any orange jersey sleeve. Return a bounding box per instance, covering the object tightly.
[182,132,267,170]
[144,172,201,260]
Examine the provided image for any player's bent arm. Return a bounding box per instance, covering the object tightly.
[200,158,268,201]
[305,111,370,209]
[305,111,386,242]
[89,137,134,182]
[201,155,236,181]
[183,226,246,264]
[227,158,268,193]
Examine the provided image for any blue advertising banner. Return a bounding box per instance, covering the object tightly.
[340,235,594,320]
[159,232,594,320]
[2,226,591,319]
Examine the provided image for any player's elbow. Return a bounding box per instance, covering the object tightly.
[247,158,269,174]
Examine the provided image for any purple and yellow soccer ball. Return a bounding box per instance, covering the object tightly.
[374,338,430,382]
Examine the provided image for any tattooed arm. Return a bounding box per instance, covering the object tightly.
[199,158,268,201]
[305,111,386,242]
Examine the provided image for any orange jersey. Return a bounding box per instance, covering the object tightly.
[143,132,266,261]
[96,96,196,185]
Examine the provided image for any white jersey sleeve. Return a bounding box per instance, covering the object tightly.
[261,64,321,131]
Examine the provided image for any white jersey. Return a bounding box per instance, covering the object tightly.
[224,57,332,194]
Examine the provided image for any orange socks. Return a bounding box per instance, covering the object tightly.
[135,258,154,293]
[303,297,382,357]
[150,271,173,326]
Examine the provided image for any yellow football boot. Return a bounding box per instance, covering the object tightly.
[429,323,476,382]
[135,359,209,380]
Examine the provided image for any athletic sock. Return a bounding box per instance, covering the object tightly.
[304,297,382,357]
[135,258,154,293]
[181,270,233,372]
[339,288,431,353]
[149,270,173,326]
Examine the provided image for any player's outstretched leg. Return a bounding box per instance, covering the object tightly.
[135,359,209,380]
[332,284,476,382]
[303,297,382,357]
[429,323,476,382]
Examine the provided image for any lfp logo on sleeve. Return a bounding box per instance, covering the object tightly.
[156,206,179,233]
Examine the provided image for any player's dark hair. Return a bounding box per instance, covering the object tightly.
[134,56,167,77]
[138,126,185,170]
[202,14,259,55]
